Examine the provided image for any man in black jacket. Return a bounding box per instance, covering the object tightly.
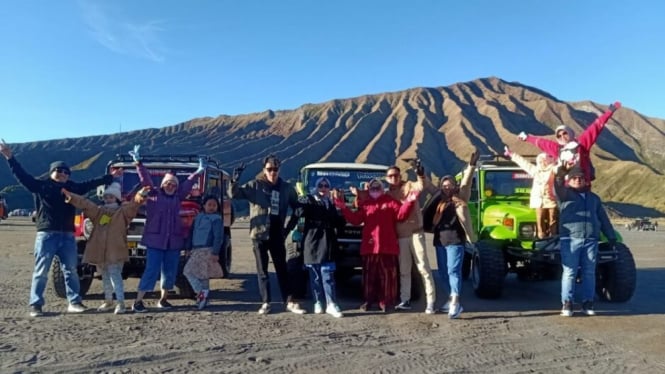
[1,141,118,317]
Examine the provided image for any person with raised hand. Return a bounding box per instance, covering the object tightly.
[333,178,419,313]
[129,145,203,313]
[0,139,119,317]
[504,146,558,239]
[517,102,621,185]
[62,184,148,314]
[229,155,304,315]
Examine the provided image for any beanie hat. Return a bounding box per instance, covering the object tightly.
[103,182,122,200]
[567,165,585,178]
[161,173,179,187]
[49,161,70,173]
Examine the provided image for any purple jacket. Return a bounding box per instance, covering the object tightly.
[137,163,196,250]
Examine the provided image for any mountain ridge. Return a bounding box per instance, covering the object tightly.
[1,77,664,216]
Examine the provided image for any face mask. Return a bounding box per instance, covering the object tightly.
[369,191,382,199]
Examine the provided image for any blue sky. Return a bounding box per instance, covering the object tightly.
[1,0,663,143]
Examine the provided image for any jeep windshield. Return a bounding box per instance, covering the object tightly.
[304,169,386,192]
[483,170,533,198]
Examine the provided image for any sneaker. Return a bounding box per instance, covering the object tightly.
[196,292,207,310]
[133,300,147,313]
[425,303,436,315]
[97,301,115,312]
[560,301,573,317]
[439,301,450,313]
[313,302,324,314]
[286,301,306,315]
[448,303,463,319]
[326,304,344,318]
[378,302,387,313]
[257,303,271,315]
[114,303,127,315]
[395,300,412,310]
[29,305,43,317]
[581,301,596,316]
[156,299,173,309]
[67,303,88,313]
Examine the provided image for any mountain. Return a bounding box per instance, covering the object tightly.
[1,77,664,217]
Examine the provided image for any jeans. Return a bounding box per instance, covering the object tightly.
[307,263,338,307]
[137,248,180,292]
[560,237,598,304]
[100,263,124,302]
[398,233,436,305]
[30,232,80,307]
[253,239,290,304]
[435,244,464,296]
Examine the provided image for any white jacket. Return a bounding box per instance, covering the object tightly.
[510,153,557,209]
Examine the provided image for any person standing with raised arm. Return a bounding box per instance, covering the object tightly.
[0,139,118,317]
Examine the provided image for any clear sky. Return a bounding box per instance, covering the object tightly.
[1,0,663,143]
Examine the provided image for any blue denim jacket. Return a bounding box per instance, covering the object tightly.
[189,213,224,255]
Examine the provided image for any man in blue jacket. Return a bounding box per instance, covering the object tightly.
[554,165,616,317]
[1,141,117,317]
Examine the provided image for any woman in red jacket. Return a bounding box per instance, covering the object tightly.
[333,178,418,312]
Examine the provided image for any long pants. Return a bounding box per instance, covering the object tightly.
[287,242,307,300]
[435,244,465,296]
[307,263,338,307]
[362,254,398,307]
[253,239,291,304]
[100,263,124,303]
[30,232,80,307]
[137,248,180,292]
[398,232,436,305]
[560,237,598,304]
[183,248,213,294]
[535,207,558,238]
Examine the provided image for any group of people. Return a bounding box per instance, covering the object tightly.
[504,102,621,316]
[0,101,623,319]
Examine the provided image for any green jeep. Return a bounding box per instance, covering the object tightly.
[428,155,637,301]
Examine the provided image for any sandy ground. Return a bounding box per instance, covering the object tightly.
[1,217,664,373]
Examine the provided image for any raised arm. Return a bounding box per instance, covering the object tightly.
[505,146,537,176]
[577,103,620,149]
[63,189,102,221]
[520,132,560,158]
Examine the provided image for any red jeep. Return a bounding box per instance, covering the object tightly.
[51,154,234,299]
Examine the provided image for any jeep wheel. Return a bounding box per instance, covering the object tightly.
[51,256,93,299]
[595,242,636,302]
[471,240,506,299]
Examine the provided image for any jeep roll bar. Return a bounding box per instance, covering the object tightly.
[110,154,221,168]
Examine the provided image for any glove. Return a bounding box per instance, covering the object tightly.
[518,131,527,141]
[128,145,141,163]
[231,162,245,183]
[503,145,512,159]
[195,157,206,175]
[469,151,479,167]
[415,159,425,177]
[609,101,621,113]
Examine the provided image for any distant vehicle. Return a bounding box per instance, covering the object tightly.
[627,218,656,231]
[50,154,234,299]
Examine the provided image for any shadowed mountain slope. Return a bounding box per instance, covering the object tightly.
[2,77,664,215]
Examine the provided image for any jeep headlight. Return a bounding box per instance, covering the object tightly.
[519,223,536,239]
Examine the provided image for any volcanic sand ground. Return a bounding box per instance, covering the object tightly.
[1,217,664,373]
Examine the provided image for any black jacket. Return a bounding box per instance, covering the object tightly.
[295,194,346,265]
[7,157,113,233]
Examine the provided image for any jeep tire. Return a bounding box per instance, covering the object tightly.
[471,240,506,299]
[51,255,93,299]
[595,242,637,302]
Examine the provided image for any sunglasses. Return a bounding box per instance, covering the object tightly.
[386,174,400,178]
[54,168,71,175]
[265,167,279,173]
[317,184,330,188]
[557,131,568,138]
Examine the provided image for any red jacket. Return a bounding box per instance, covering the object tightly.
[337,194,414,256]
[525,109,615,183]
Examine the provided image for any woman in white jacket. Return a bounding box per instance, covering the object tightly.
[504,146,558,239]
